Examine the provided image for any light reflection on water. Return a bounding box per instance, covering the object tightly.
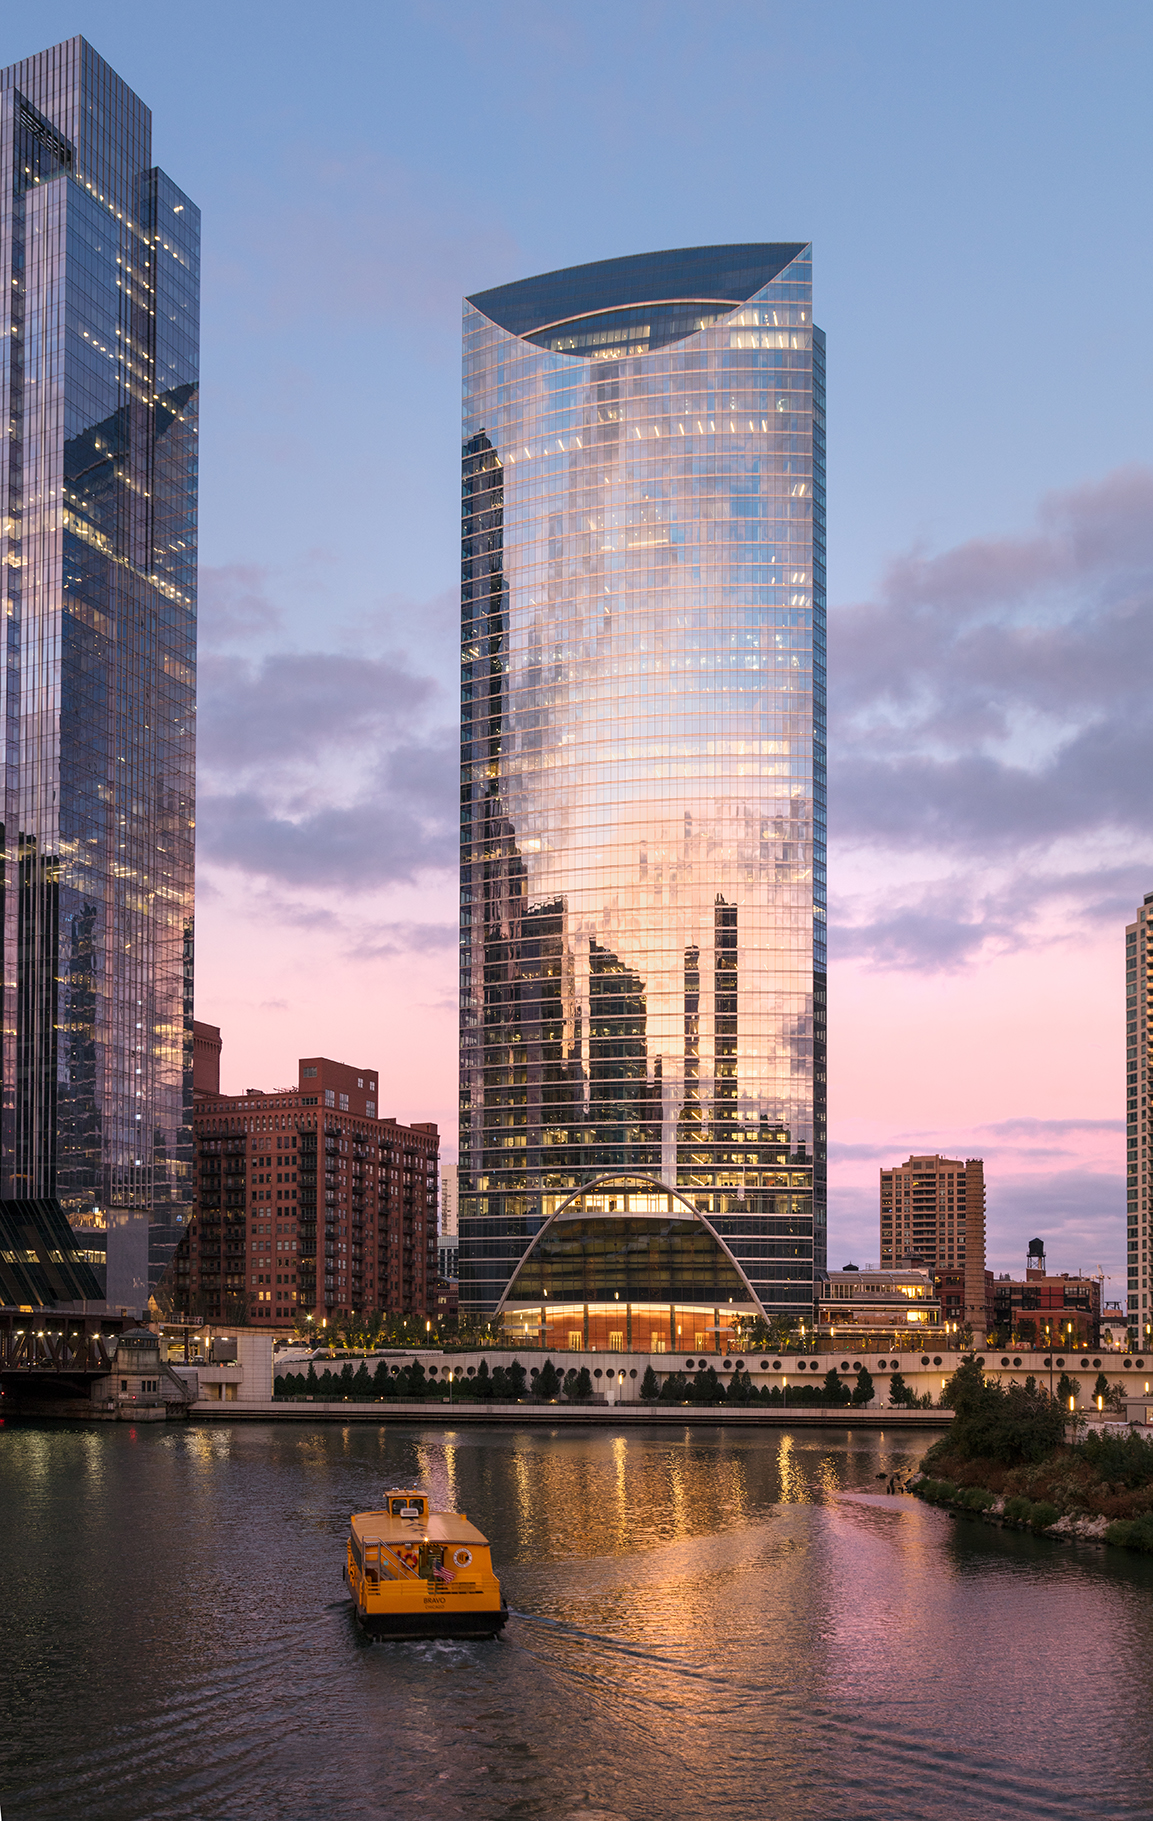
[1,1419,1152,1821]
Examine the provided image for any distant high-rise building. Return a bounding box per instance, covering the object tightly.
[178,1056,438,1326]
[880,1154,986,1341]
[1125,892,1153,1341]
[459,244,826,1349]
[0,40,199,1311]
[439,1162,458,1238]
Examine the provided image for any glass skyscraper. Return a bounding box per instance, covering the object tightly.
[0,39,199,1310]
[459,245,826,1344]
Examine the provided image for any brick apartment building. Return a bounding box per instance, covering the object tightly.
[171,1027,438,1326]
[990,1243,1102,1347]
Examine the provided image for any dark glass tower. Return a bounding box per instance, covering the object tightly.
[0,40,199,1310]
[459,245,826,1325]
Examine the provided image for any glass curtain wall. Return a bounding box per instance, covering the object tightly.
[460,244,825,1320]
[0,39,199,1308]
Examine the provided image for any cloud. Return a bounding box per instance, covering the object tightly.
[198,651,439,773]
[198,564,284,649]
[831,466,1153,969]
[196,640,456,892]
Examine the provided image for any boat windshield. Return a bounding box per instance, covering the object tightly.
[390,1497,425,1518]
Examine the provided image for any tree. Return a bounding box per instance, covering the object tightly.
[373,1358,392,1398]
[822,1368,850,1406]
[490,1366,510,1400]
[305,1362,319,1397]
[352,1362,372,1400]
[852,1365,875,1408]
[640,1364,660,1401]
[536,1359,561,1400]
[572,1366,593,1402]
[1093,1371,1110,1403]
[507,1359,528,1399]
[407,1359,428,1398]
[1016,1318,1037,1346]
[692,1366,722,1404]
[1056,1372,1079,1406]
[888,1371,916,1408]
[474,1358,492,1400]
[727,1365,755,1405]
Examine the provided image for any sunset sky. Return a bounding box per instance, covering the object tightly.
[21,0,1153,1302]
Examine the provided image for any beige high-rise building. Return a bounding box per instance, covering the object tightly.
[880,1154,986,1340]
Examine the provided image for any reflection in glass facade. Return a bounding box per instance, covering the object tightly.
[0,40,199,1308]
[460,245,826,1321]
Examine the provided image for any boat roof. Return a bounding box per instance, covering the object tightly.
[351,1508,490,1546]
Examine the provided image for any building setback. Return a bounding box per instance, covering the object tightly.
[880,1154,987,1341]
[459,243,827,1332]
[0,40,199,1310]
[1125,892,1153,1343]
[177,1054,438,1326]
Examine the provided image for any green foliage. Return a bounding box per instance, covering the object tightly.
[339,1363,355,1395]
[1056,1373,1079,1406]
[938,1359,1065,1464]
[1104,1511,1153,1553]
[852,1366,875,1407]
[373,1358,392,1396]
[506,1358,528,1399]
[658,1370,688,1403]
[958,1486,995,1511]
[351,1362,372,1399]
[1016,1319,1037,1345]
[572,1366,593,1402]
[1079,1426,1153,1488]
[536,1358,561,1400]
[822,1368,851,1406]
[1093,1372,1109,1401]
[726,1366,757,1405]
[1029,1500,1059,1533]
[640,1364,660,1401]
[1003,1495,1034,1524]
[473,1358,492,1399]
[732,1313,798,1352]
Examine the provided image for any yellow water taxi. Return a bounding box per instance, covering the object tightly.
[346,1489,508,1640]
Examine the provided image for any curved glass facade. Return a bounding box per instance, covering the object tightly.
[460,244,825,1320]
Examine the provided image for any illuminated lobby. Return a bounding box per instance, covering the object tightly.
[496,1175,761,1352]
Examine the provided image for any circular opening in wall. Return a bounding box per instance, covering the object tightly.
[1001,1357,1010,1366]
[722,1359,733,1370]
[1056,1358,1065,1368]
[1013,1357,1022,1367]
[853,1361,863,1371]
[772,1360,782,1370]
[1137,1359,1146,1369]
[921,1356,930,1365]
[1081,1359,1089,1369]
[1093,1358,1102,1368]
[629,1369,637,1378]
[840,1361,850,1372]
[761,1360,770,1370]
[593,1368,602,1379]
[933,1356,942,1366]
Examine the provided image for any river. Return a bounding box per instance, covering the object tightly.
[1,1418,1150,1820]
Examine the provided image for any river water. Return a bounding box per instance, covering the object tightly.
[2,1418,1151,1821]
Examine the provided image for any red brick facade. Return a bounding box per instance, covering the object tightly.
[186,1055,438,1326]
